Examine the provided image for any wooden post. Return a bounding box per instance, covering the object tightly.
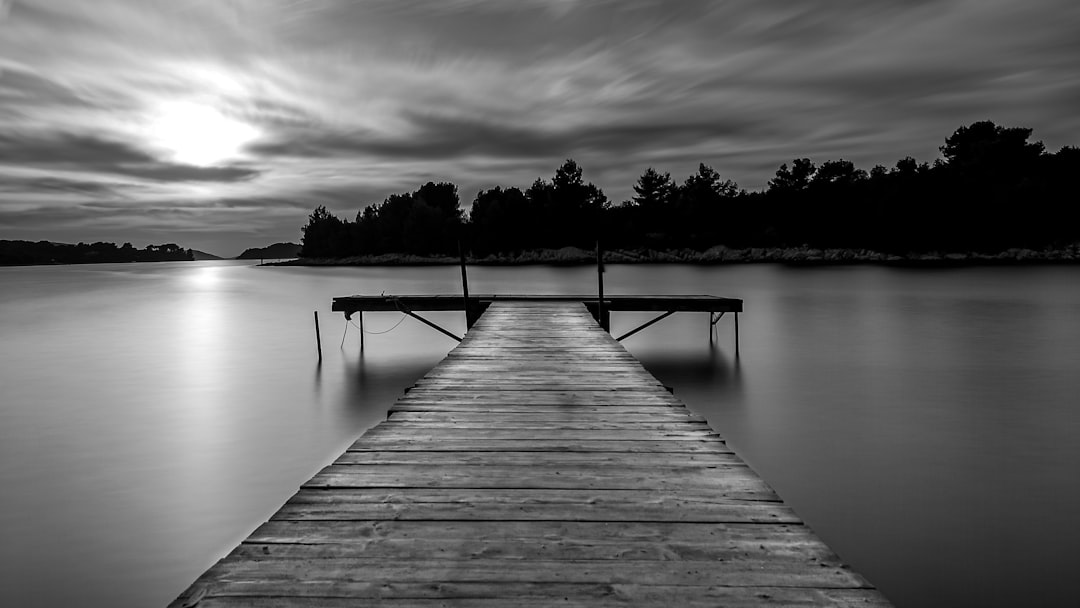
[458,240,474,330]
[359,311,365,351]
[596,240,608,331]
[314,310,323,360]
[734,312,740,356]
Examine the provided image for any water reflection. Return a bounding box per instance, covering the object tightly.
[636,343,743,401]
[332,312,459,422]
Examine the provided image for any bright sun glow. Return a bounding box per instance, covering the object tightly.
[149,102,259,166]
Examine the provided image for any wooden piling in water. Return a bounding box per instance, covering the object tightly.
[735,311,740,356]
[596,241,608,331]
[458,240,475,330]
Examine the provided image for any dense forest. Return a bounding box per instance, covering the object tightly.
[0,240,193,265]
[299,121,1080,261]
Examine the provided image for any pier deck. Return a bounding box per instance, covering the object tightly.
[331,293,743,315]
[171,301,890,607]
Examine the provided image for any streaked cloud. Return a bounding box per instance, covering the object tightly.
[1,0,1078,254]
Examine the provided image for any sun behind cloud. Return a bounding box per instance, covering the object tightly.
[147,102,259,167]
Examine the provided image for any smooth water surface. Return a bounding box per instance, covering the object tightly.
[1,261,1078,607]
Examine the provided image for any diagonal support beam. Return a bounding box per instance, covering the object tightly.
[393,299,462,342]
[399,309,462,342]
[616,310,676,342]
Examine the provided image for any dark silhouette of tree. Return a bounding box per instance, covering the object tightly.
[631,167,675,209]
[940,121,1044,174]
[469,186,530,254]
[301,182,462,258]
[295,122,1080,261]
[768,158,816,193]
[811,159,867,186]
[300,205,349,258]
[524,159,608,249]
[933,121,1048,252]
[626,167,676,245]
[402,182,462,254]
[673,164,742,247]
[0,240,193,265]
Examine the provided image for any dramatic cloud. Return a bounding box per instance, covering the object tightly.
[1,0,1078,254]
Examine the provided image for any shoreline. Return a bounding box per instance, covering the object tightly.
[269,245,1080,267]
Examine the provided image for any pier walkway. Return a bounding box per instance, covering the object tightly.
[171,302,890,607]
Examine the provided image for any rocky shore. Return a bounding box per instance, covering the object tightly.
[272,244,1080,267]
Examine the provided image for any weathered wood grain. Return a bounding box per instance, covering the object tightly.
[332,451,735,466]
[377,420,712,431]
[247,519,820,549]
[169,301,890,608]
[394,393,684,405]
[302,464,772,492]
[176,583,887,608]
[347,438,731,453]
[386,411,707,422]
[273,488,793,522]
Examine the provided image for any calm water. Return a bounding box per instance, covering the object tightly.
[1,261,1079,607]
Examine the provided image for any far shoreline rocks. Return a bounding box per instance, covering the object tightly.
[269,244,1080,267]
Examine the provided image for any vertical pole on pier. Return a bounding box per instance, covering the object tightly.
[596,240,608,331]
[314,310,323,360]
[458,240,474,330]
[359,312,365,351]
[734,312,740,356]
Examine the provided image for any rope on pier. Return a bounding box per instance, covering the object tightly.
[341,314,409,347]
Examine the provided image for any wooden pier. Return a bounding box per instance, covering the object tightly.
[171,301,890,607]
[332,294,743,345]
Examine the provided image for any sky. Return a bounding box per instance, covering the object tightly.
[1,0,1078,256]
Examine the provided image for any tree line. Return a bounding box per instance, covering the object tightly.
[300,121,1080,259]
[0,240,193,265]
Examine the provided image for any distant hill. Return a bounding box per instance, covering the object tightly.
[191,250,224,260]
[236,242,301,260]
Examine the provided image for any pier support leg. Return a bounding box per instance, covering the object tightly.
[359,312,365,351]
[709,312,726,343]
[314,310,323,360]
[596,241,608,332]
[734,312,740,356]
[459,241,477,331]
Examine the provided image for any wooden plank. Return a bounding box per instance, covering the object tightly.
[347,439,731,453]
[376,421,712,430]
[388,404,688,414]
[394,392,683,405]
[274,490,795,522]
[412,380,666,388]
[170,301,890,608]
[385,412,708,422]
[331,294,744,315]
[175,586,887,608]
[332,451,736,466]
[277,496,787,523]
[247,519,819,549]
[303,465,771,492]
[236,521,842,565]
[407,385,670,392]
[358,429,719,441]
[421,369,660,377]
[185,558,871,589]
